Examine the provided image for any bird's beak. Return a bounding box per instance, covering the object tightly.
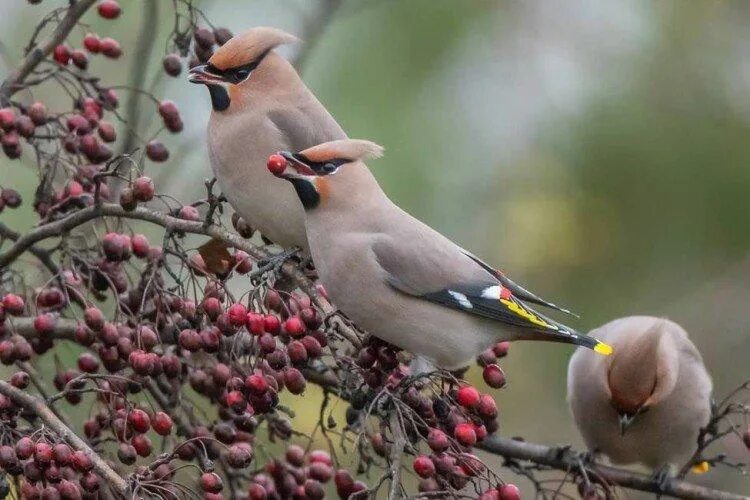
[618,413,635,436]
[188,64,224,85]
[280,151,316,177]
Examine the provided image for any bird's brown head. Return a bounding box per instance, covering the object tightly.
[267,139,384,209]
[604,319,680,435]
[188,27,299,112]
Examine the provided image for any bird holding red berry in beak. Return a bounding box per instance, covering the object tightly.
[266,140,612,369]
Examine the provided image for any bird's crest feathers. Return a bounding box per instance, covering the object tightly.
[210,27,299,71]
[299,139,385,164]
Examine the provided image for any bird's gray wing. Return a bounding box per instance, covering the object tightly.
[461,250,578,317]
[371,236,584,338]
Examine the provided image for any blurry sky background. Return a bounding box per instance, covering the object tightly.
[1,0,749,496]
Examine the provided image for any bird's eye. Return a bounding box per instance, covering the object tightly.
[321,163,337,174]
[233,69,250,82]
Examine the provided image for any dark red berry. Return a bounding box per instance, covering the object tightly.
[97,0,121,19]
[83,33,101,53]
[456,385,480,408]
[163,54,182,76]
[267,154,287,176]
[145,140,169,162]
[53,44,70,65]
[413,455,436,478]
[152,411,173,436]
[132,176,155,202]
[100,37,122,58]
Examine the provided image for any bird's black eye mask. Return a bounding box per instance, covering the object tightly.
[288,153,348,176]
[204,52,269,111]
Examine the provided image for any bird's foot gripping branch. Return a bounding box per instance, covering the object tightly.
[0,1,748,499]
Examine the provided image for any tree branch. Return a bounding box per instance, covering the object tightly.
[0,379,129,496]
[0,0,98,104]
[478,436,748,500]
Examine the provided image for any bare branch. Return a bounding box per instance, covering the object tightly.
[0,0,98,104]
[0,379,129,496]
[479,436,748,500]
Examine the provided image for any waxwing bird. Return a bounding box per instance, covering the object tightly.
[265,139,612,369]
[567,316,712,470]
[188,27,347,249]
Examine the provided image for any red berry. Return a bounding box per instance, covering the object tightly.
[263,314,281,334]
[100,37,122,58]
[454,423,477,446]
[492,341,510,358]
[77,353,99,373]
[477,394,498,418]
[157,100,179,119]
[234,250,252,273]
[178,205,199,221]
[456,385,481,408]
[98,120,116,142]
[10,371,29,389]
[15,115,34,137]
[151,411,172,436]
[309,449,332,466]
[227,303,247,326]
[71,49,88,70]
[214,27,233,46]
[83,33,101,53]
[83,306,104,331]
[245,374,268,396]
[284,367,306,394]
[33,313,56,336]
[128,408,151,433]
[225,390,245,412]
[178,329,201,352]
[97,0,121,19]
[71,450,93,472]
[53,44,70,65]
[498,484,521,500]
[226,443,253,468]
[427,428,449,452]
[267,154,287,176]
[200,472,223,493]
[201,297,221,319]
[483,364,506,389]
[0,107,15,131]
[131,434,152,457]
[146,140,169,162]
[53,443,72,465]
[162,54,182,76]
[413,455,435,478]
[131,234,149,258]
[16,437,34,459]
[2,294,24,315]
[283,316,305,337]
[245,312,265,335]
[27,102,47,125]
[34,442,54,465]
[132,176,155,202]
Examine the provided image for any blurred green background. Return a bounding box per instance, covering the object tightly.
[1,0,749,497]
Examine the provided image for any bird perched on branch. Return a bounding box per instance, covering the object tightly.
[188,27,347,249]
[265,139,612,369]
[567,316,712,471]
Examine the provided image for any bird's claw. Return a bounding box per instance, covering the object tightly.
[651,465,674,494]
[258,247,301,271]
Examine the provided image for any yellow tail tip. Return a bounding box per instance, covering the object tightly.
[594,342,613,356]
[691,461,710,474]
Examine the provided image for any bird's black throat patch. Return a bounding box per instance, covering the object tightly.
[289,179,320,209]
[207,85,230,111]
